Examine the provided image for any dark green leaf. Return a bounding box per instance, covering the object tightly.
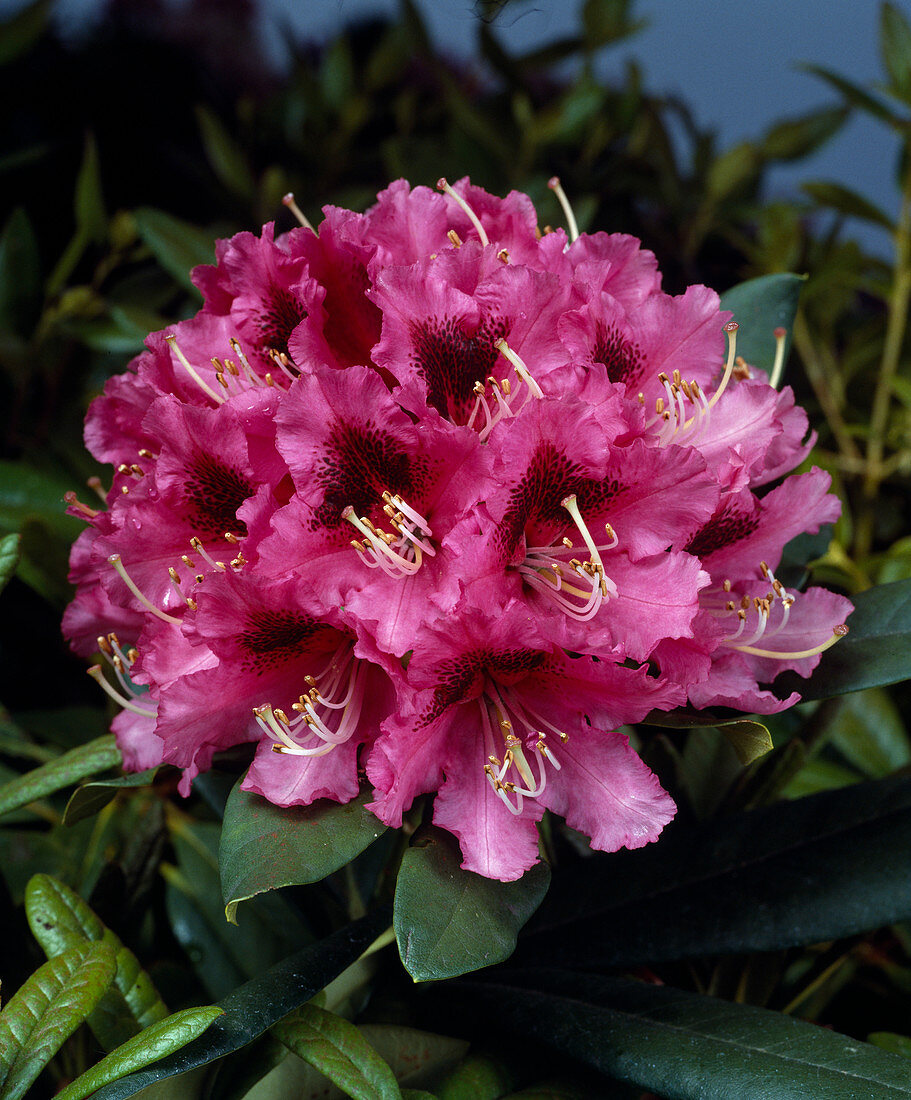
[63,768,160,825]
[450,970,911,1098]
[0,460,84,541]
[580,0,647,48]
[0,208,41,336]
[706,142,759,200]
[55,1007,224,1100]
[882,3,911,101]
[827,688,911,778]
[0,735,121,820]
[220,782,386,922]
[394,828,550,982]
[25,873,169,1050]
[761,106,848,161]
[802,181,895,230]
[777,525,833,589]
[75,132,106,242]
[273,1004,403,1100]
[520,773,911,969]
[195,106,256,199]
[776,578,911,699]
[0,532,19,596]
[719,272,805,377]
[132,208,215,293]
[0,942,117,1100]
[89,907,392,1099]
[802,63,899,125]
[168,818,313,1000]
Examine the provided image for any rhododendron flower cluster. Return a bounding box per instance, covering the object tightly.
[64,177,852,881]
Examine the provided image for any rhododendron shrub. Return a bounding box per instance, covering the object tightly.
[64,177,851,882]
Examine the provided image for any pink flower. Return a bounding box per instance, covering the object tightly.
[65,177,852,881]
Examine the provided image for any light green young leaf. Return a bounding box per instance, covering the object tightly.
[0,941,116,1100]
[55,1007,224,1100]
[63,768,160,825]
[25,873,169,1051]
[272,1004,403,1100]
[0,735,121,820]
[0,533,20,597]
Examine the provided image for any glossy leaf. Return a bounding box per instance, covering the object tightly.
[719,272,804,377]
[89,907,391,1099]
[55,1007,224,1100]
[63,768,160,825]
[777,578,911,700]
[0,941,117,1100]
[220,782,386,922]
[132,207,214,293]
[25,873,169,1050]
[0,735,121,820]
[272,1004,403,1100]
[519,773,911,969]
[450,969,911,1098]
[802,181,895,230]
[0,532,19,596]
[394,828,550,982]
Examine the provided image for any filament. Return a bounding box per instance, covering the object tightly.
[437,177,489,247]
[547,176,579,243]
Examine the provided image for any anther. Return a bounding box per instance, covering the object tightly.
[447,229,462,247]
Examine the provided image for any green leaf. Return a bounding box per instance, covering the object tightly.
[220,783,386,922]
[0,532,19,596]
[394,828,550,982]
[63,768,160,825]
[88,907,391,1099]
[716,721,773,766]
[761,106,848,162]
[0,941,117,1100]
[882,2,911,102]
[828,688,911,778]
[519,773,911,969]
[802,63,899,125]
[359,1026,469,1092]
[0,208,41,336]
[0,735,121,820]
[776,579,911,699]
[55,1007,224,1100]
[25,873,169,1050]
[195,106,256,199]
[0,460,84,541]
[706,142,759,201]
[273,1004,403,1100]
[74,132,106,243]
[436,1054,515,1099]
[719,272,805,377]
[802,181,895,230]
[870,1033,911,1058]
[451,970,911,1098]
[132,208,215,294]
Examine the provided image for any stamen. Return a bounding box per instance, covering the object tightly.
[64,491,100,520]
[547,176,579,243]
[108,555,181,624]
[87,665,156,718]
[86,476,108,502]
[165,335,224,404]
[436,177,489,247]
[706,321,739,411]
[769,326,787,389]
[495,338,545,399]
[734,624,848,659]
[282,192,315,232]
[342,497,433,578]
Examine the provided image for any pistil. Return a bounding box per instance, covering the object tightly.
[436,178,489,246]
[547,176,580,243]
[466,339,544,440]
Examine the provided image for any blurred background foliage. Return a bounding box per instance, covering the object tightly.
[3,0,911,1096]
